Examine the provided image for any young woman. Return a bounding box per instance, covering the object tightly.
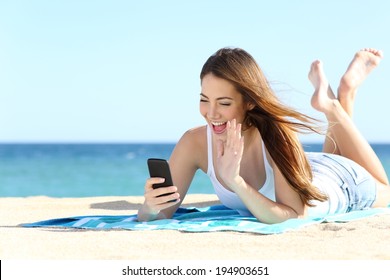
[137,47,390,224]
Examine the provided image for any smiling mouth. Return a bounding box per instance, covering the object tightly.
[211,121,227,134]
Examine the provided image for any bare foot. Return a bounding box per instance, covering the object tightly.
[308,60,337,113]
[338,48,384,111]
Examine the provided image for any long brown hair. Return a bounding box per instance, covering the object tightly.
[200,47,327,206]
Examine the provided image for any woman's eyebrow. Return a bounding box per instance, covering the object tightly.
[200,93,233,100]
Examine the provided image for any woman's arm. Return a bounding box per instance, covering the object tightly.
[137,128,203,221]
[229,166,307,224]
[216,120,307,224]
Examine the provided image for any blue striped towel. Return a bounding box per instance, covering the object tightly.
[22,204,390,234]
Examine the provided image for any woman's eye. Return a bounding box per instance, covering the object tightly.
[200,99,208,103]
[220,103,231,106]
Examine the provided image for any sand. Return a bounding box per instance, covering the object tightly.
[1,194,390,260]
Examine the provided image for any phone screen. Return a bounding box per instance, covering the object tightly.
[147,158,176,201]
[147,158,176,204]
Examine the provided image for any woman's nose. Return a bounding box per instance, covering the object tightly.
[207,104,219,119]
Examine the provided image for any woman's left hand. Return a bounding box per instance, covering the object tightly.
[215,119,245,188]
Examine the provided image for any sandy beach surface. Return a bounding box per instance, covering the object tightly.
[1,194,390,260]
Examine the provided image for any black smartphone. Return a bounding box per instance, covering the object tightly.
[147,158,175,200]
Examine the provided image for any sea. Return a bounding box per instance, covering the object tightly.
[0,143,389,197]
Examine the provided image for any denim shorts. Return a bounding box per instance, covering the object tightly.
[306,152,377,213]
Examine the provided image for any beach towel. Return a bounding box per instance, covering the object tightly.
[22,204,390,234]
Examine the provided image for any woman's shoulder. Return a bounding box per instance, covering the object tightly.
[179,125,207,146]
[173,125,207,156]
[171,125,207,170]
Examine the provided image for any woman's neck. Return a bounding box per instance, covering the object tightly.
[242,126,259,151]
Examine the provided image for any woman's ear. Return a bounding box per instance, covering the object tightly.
[247,103,255,111]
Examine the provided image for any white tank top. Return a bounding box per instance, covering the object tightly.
[206,125,276,216]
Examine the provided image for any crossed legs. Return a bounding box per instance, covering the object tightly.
[308,48,390,207]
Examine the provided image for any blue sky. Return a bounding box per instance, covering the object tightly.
[1,0,389,143]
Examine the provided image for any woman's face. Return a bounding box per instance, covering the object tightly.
[200,73,248,139]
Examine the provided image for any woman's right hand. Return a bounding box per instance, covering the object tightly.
[140,177,181,218]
